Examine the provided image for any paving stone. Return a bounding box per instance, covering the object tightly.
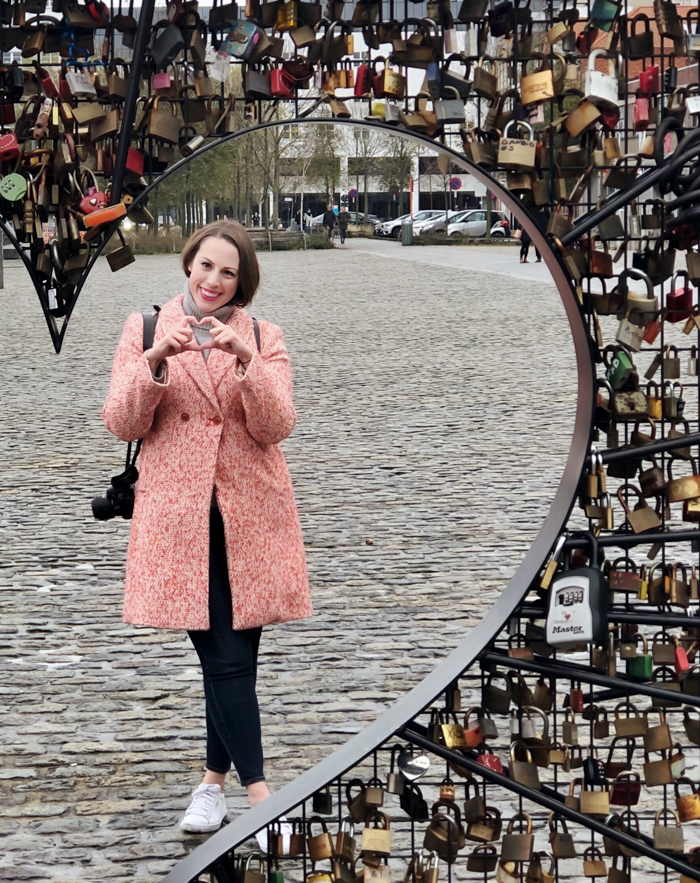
[0,248,576,879]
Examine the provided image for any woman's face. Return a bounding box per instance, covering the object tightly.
[188,236,241,313]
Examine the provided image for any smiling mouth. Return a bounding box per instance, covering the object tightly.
[199,287,223,302]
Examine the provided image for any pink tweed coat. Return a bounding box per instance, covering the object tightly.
[102,293,313,631]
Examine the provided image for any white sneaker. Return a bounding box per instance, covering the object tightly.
[256,816,293,853]
[181,784,227,833]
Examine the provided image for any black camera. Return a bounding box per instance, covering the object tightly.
[91,463,140,520]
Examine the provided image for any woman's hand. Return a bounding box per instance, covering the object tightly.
[197,316,256,363]
[146,316,203,374]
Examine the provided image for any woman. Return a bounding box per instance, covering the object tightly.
[518,222,531,263]
[102,221,313,836]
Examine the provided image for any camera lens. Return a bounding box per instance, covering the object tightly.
[91,495,116,520]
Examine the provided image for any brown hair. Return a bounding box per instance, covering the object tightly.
[181,221,260,308]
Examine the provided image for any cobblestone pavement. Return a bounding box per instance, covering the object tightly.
[0,246,577,881]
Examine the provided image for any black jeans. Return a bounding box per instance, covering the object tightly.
[188,508,265,786]
[520,241,530,260]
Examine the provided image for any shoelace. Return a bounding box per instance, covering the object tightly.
[189,787,221,815]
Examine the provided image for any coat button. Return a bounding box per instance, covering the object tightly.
[212,416,222,425]
[181,413,190,421]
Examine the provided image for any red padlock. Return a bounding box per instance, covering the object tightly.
[271,68,295,98]
[674,636,690,677]
[59,65,72,101]
[34,65,59,99]
[475,747,503,774]
[355,63,371,97]
[639,64,659,94]
[667,270,694,323]
[600,105,620,130]
[0,132,20,161]
[633,91,649,131]
[643,310,663,344]
[609,772,641,806]
[126,147,145,176]
[80,187,109,214]
[569,684,584,713]
[78,169,109,214]
[576,26,599,54]
[0,96,16,125]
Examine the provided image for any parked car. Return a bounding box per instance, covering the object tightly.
[374,210,443,239]
[412,210,463,236]
[421,209,510,237]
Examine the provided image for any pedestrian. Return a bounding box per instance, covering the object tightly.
[304,210,313,233]
[534,207,550,263]
[517,222,531,263]
[338,206,349,244]
[322,204,336,239]
[102,220,313,840]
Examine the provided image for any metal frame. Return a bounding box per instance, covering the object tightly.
[151,120,596,883]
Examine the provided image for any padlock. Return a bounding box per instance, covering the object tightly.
[580,781,610,817]
[461,707,484,747]
[365,777,384,809]
[361,810,391,859]
[594,708,610,739]
[501,813,534,863]
[463,780,485,823]
[346,780,370,823]
[564,778,581,811]
[475,746,503,774]
[663,345,682,379]
[312,787,333,815]
[439,778,456,802]
[583,748,607,786]
[675,777,700,821]
[582,847,607,877]
[614,702,646,737]
[334,818,356,861]
[609,771,641,806]
[307,816,335,862]
[643,749,673,786]
[548,814,576,858]
[626,633,653,679]
[653,809,684,853]
[508,741,540,790]
[467,844,498,872]
[562,708,578,746]
[423,802,464,863]
[481,674,512,715]
[386,746,405,796]
[643,707,672,752]
[244,855,266,883]
[465,806,501,843]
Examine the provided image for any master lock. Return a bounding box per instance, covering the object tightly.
[546,532,608,648]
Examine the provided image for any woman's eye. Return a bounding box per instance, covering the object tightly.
[201,261,211,269]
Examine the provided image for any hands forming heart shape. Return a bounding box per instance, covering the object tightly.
[147,315,256,365]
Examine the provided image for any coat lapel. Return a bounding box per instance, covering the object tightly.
[160,295,221,413]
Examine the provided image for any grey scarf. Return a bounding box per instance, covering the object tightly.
[182,282,238,362]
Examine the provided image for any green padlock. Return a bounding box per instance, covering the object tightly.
[627,633,653,680]
[0,173,28,202]
[604,346,635,390]
[590,0,620,30]
[270,869,284,883]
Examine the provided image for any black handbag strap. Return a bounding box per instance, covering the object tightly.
[142,305,161,352]
[252,316,261,352]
